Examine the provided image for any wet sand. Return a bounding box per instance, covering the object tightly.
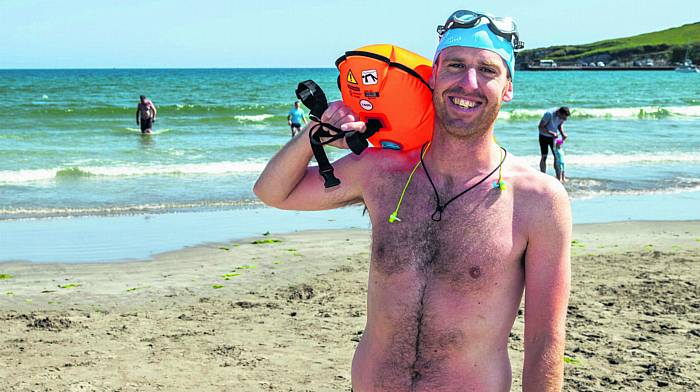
[1,221,699,391]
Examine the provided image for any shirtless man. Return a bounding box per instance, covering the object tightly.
[136,95,157,134]
[254,10,571,391]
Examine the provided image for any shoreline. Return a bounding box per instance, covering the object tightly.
[0,207,370,264]
[1,221,699,390]
[3,189,700,264]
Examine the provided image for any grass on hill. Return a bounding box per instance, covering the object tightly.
[519,22,700,64]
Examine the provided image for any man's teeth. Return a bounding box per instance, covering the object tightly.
[452,97,478,108]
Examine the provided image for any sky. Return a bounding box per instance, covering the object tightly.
[1,0,699,68]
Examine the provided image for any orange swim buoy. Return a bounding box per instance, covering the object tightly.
[336,44,434,151]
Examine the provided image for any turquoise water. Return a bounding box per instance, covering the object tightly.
[1,69,699,261]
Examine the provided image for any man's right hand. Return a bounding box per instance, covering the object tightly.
[254,100,369,211]
[315,101,366,149]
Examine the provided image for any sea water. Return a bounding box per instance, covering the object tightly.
[1,69,699,261]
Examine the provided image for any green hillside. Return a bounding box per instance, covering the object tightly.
[517,22,700,66]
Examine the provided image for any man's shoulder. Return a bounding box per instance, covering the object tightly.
[330,147,415,195]
[359,146,415,166]
[347,147,419,177]
[507,155,568,210]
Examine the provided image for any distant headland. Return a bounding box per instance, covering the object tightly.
[516,22,700,70]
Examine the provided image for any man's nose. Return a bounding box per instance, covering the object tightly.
[459,68,479,90]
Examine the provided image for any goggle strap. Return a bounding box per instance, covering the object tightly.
[437,21,524,51]
[441,11,522,48]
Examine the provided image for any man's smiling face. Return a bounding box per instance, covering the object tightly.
[430,46,513,139]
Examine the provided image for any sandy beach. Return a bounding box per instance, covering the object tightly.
[1,220,699,391]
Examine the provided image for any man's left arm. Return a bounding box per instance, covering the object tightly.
[558,122,567,140]
[522,180,572,391]
[152,104,157,121]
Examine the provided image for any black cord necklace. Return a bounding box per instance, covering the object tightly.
[419,142,507,221]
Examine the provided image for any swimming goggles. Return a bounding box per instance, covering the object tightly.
[437,10,525,50]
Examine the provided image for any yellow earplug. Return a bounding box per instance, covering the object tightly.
[495,142,506,191]
[387,142,431,224]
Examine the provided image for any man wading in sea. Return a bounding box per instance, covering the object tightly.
[538,106,570,178]
[255,9,571,391]
[136,95,157,134]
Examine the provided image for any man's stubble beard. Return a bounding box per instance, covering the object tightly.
[433,91,502,140]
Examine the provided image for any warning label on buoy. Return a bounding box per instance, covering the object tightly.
[347,70,358,84]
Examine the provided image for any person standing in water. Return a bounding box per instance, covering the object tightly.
[554,138,566,183]
[287,100,307,137]
[136,95,157,134]
[538,106,569,178]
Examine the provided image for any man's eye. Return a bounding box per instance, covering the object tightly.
[480,67,496,74]
[448,63,465,69]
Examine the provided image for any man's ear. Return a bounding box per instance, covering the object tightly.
[502,79,514,102]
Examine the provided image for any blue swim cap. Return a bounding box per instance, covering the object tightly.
[434,23,515,77]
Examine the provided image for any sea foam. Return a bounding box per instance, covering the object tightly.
[499,106,700,120]
[233,114,275,122]
[0,161,268,184]
[520,152,700,166]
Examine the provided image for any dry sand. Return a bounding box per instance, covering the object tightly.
[1,220,699,391]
